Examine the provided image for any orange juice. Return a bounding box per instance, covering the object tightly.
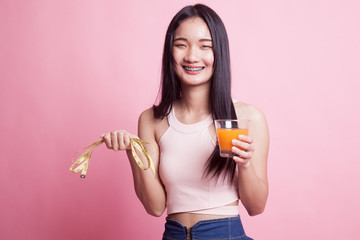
[216,128,248,156]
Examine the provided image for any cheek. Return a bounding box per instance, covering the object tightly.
[174,64,182,75]
[204,52,214,67]
[172,53,181,71]
[172,48,182,64]
[172,57,183,75]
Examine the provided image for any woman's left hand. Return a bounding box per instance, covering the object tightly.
[231,135,255,168]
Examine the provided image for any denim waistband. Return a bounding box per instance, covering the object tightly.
[163,215,253,240]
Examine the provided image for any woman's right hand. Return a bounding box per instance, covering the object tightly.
[100,130,136,151]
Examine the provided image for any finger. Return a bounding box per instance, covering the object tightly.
[118,131,126,150]
[100,133,105,138]
[119,131,130,150]
[232,139,251,151]
[247,143,255,152]
[237,135,253,144]
[231,146,252,159]
[123,133,131,150]
[103,132,112,149]
[111,131,119,151]
[233,156,250,167]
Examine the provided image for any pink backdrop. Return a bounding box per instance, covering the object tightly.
[1,0,359,239]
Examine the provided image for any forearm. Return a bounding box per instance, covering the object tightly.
[126,149,166,217]
[237,162,268,216]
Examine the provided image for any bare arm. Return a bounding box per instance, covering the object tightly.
[232,103,269,216]
[102,108,166,216]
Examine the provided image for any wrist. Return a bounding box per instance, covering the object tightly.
[236,159,251,170]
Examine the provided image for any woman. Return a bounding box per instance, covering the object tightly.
[101,4,269,239]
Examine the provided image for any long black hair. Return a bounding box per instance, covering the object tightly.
[153,4,238,181]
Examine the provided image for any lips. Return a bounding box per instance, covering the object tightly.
[183,66,205,75]
[183,66,205,71]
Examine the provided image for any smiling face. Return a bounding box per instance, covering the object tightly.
[172,17,214,87]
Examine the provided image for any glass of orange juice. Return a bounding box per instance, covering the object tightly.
[215,119,250,157]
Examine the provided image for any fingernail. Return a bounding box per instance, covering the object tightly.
[232,139,236,144]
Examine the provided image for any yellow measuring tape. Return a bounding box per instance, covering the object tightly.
[69,138,155,178]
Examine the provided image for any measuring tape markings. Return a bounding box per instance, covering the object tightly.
[69,138,155,178]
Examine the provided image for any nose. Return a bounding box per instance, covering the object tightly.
[184,46,200,63]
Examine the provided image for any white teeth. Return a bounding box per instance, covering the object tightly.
[184,67,204,71]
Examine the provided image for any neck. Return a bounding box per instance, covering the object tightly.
[177,83,211,116]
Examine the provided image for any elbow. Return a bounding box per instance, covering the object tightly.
[246,204,266,216]
[141,196,166,217]
[242,191,268,216]
[247,207,265,216]
[135,188,166,217]
[145,206,166,217]
[243,199,267,216]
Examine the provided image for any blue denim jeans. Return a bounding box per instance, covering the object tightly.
[162,215,253,240]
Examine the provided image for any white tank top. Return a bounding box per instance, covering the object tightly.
[159,107,239,215]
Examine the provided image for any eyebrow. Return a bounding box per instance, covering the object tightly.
[173,37,212,42]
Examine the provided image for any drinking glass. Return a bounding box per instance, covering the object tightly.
[214,119,250,157]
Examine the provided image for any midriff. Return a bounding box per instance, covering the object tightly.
[167,200,239,228]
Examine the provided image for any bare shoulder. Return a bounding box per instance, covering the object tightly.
[139,107,156,125]
[139,107,156,133]
[234,101,269,159]
[139,107,167,127]
[234,101,267,123]
[138,107,169,142]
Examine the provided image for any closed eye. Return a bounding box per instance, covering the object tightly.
[174,44,186,48]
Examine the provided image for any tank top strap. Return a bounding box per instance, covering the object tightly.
[168,107,213,134]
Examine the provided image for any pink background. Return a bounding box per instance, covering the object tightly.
[1,0,359,239]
